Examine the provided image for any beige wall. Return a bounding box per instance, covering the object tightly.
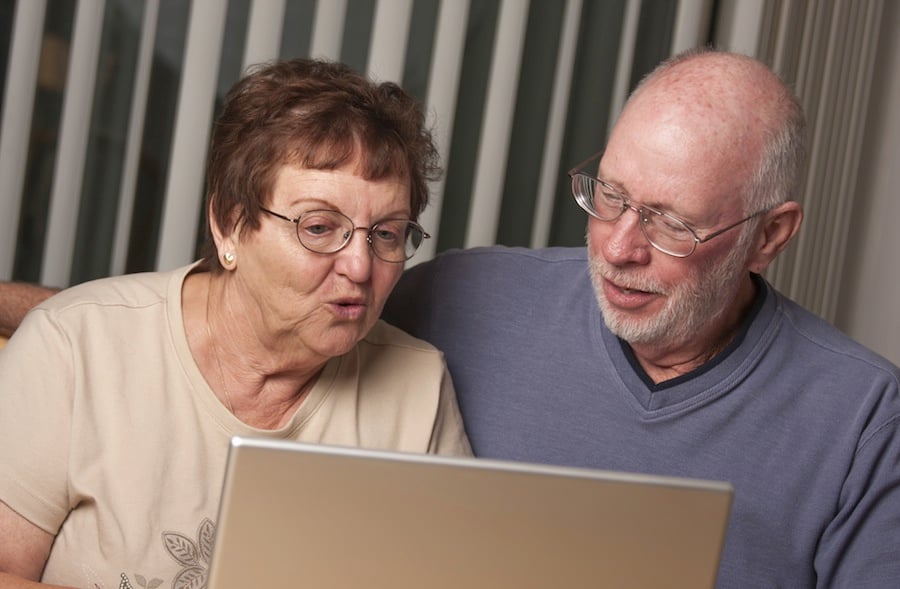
[835,0,900,366]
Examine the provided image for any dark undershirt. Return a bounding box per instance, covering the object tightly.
[622,273,767,391]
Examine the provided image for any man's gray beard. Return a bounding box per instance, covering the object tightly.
[588,237,752,348]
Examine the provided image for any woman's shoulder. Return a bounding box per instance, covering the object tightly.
[362,319,442,354]
[38,265,193,313]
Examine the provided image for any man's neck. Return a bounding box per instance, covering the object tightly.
[628,277,759,385]
[629,331,737,384]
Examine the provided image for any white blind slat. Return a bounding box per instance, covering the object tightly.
[464,0,530,248]
[155,0,228,271]
[243,0,287,70]
[111,0,160,276]
[41,0,107,287]
[608,0,642,124]
[671,0,714,54]
[367,0,414,83]
[310,0,348,60]
[414,0,471,264]
[531,0,582,248]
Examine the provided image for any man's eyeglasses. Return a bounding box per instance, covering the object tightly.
[568,152,766,258]
[260,207,430,263]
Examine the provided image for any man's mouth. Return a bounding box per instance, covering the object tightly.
[602,277,660,310]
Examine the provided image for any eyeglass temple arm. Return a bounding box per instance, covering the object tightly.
[695,209,768,244]
[260,207,298,224]
[567,151,605,177]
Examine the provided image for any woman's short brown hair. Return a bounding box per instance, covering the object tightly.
[201,58,441,269]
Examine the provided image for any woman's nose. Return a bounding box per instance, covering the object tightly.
[334,229,374,282]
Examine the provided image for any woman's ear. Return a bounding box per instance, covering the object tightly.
[209,197,240,269]
[746,201,803,274]
[209,198,225,246]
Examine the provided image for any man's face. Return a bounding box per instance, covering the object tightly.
[586,93,757,351]
[588,227,752,347]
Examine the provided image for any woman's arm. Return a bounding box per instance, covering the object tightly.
[0,501,69,588]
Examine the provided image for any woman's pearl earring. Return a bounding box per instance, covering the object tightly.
[223,252,235,266]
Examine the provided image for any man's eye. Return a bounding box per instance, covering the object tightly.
[595,190,624,210]
[655,215,691,236]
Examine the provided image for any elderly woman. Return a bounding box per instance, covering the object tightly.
[0,58,470,587]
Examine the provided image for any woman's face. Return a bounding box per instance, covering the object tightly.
[219,162,410,360]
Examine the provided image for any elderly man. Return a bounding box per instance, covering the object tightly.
[384,49,900,587]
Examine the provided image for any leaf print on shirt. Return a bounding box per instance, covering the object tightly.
[133,573,164,589]
[163,517,216,589]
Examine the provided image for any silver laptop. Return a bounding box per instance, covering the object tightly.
[208,436,733,588]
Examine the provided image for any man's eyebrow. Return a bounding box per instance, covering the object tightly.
[600,177,696,224]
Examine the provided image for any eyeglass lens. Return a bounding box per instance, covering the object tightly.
[571,174,697,257]
[296,210,424,262]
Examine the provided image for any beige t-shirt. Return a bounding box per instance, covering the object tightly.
[0,264,470,588]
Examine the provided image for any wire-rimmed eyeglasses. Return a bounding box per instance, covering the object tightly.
[568,152,767,258]
[260,207,430,263]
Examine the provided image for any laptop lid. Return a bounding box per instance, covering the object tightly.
[208,436,733,588]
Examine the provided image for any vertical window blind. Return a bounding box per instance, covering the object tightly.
[0,0,885,326]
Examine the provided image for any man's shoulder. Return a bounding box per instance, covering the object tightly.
[409,246,587,281]
[771,287,899,376]
[402,246,588,296]
[433,245,587,266]
[385,246,591,336]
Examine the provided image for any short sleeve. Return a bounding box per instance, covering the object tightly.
[0,308,75,534]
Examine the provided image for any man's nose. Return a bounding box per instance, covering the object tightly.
[597,207,651,265]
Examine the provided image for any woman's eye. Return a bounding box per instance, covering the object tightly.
[299,217,340,238]
[373,228,401,243]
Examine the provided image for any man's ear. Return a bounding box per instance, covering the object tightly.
[747,201,803,274]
